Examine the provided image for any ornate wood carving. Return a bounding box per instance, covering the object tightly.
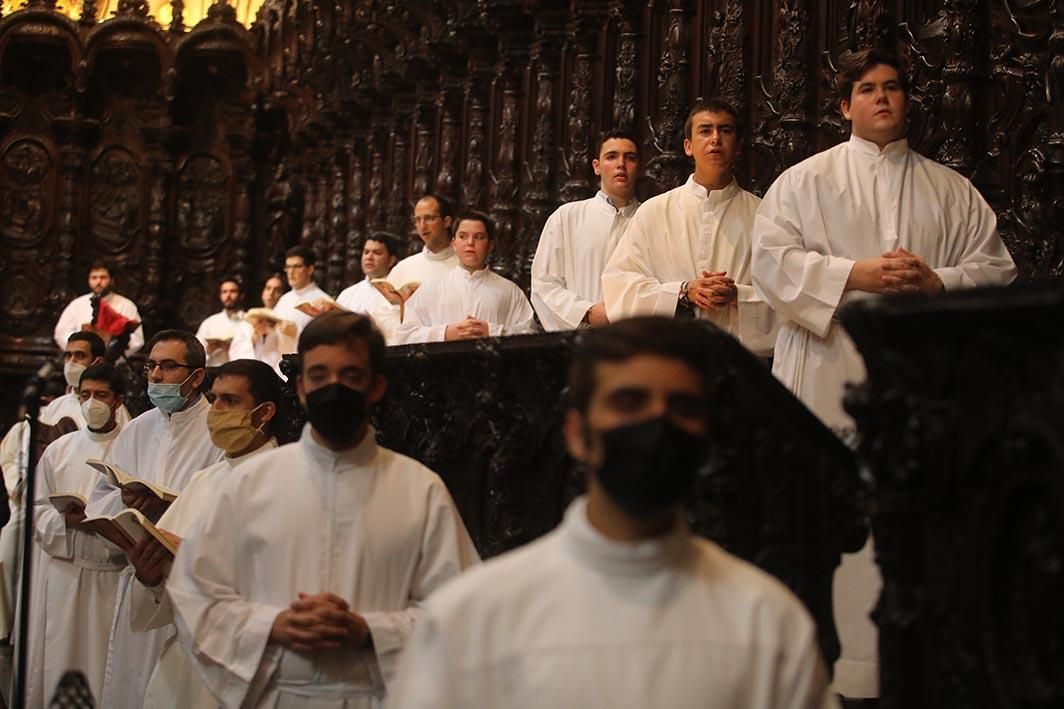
[609,2,638,133]
[645,0,691,191]
[755,0,813,174]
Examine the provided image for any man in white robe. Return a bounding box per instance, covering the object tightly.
[85,329,223,709]
[25,363,129,708]
[54,260,145,356]
[531,131,641,330]
[388,317,835,709]
[41,332,133,428]
[273,246,331,342]
[229,275,292,378]
[336,233,399,316]
[750,49,1017,700]
[168,311,479,708]
[394,212,535,344]
[126,359,283,709]
[602,99,778,356]
[195,278,246,367]
[371,194,459,341]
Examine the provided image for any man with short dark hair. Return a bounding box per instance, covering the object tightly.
[85,329,223,709]
[602,99,777,356]
[127,358,282,708]
[168,312,478,707]
[54,260,145,355]
[336,233,399,316]
[751,49,1016,700]
[394,212,535,343]
[229,274,294,376]
[532,131,641,330]
[196,277,246,367]
[37,332,133,427]
[24,363,130,707]
[274,246,331,339]
[389,317,835,709]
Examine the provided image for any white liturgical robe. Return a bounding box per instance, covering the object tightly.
[388,497,836,709]
[393,266,535,344]
[27,424,125,709]
[86,394,223,709]
[130,440,278,709]
[40,391,133,428]
[751,135,1017,430]
[196,310,246,367]
[751,134,1017,699]
[228,322,292,379]
[371,245,458,342]
[274,282,331,342]
[53,291,145,355]
[531,191,639,331]
[337,279,390,317]
[168,425,479,708]
[602,176,778,356]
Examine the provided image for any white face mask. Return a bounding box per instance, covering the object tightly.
[81,397,113,431]
[64,361,87,389]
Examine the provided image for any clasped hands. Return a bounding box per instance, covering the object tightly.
[270,592,370,654]
[445,316,490,341]
[848,247,944,294]
[687,271,738,311]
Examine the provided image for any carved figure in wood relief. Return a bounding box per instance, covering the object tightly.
[176,155,229,254]
[435,112,457,199]
[1,139,52,247]
[90,147,141,254]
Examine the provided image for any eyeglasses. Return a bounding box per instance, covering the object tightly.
[143,360,193,375]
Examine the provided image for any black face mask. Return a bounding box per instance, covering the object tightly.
[305,383,368,445]
[592,416,706,519]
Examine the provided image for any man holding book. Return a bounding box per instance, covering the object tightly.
[126,358,282,709]
[336,232,399,317]
[168,311,478,707]
[85,329,223,709]
[273,246,332,342]
[25,363,130,708]
[195,277,246,367]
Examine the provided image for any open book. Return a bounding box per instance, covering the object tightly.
[81,507,177,555]
[295,297,343,317]
[49,492,87,513]
[245,307,282,323]
[372,279,420,306]
[85,459,178,504]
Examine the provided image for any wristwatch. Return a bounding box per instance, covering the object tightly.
[678,281,692,307]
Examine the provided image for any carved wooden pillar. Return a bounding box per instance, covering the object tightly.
[937,0,980,175]
[755,0,813,174]
[326,154,347,293]
[142,156,167,329]
[488,49,524,273]
[645,0,692,190]
[708,0,745,116]
[462,57,492,211]
[387,114,410,237]
[434,82,462,207]
[559,7,601,204]
[609,1,640,134]
[55,140,80,309]
[367,129,387,234]
[345,141,366,282]
[412,97,436,200]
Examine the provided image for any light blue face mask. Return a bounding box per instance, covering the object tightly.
[147,372,196,414]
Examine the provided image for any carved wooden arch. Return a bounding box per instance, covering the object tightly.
[0,9,84,88]
[83,16,175,102]
[174,8,261,80]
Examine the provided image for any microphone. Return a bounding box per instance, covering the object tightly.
[21,360,56,406]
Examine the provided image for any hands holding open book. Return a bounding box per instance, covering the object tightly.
[122,487,171,523]
[270,592,370,654]
[62,502,87,529]
[127,531,182,587]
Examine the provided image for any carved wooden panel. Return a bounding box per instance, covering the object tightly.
[843,284,1064,709]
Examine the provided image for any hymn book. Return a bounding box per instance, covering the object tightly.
[372,279,420,305]
[81,507,177,556]
[48,492,87,512]
[85,458,179,504]
[295,296,343,317]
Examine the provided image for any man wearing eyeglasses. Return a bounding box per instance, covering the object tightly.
[371,194,459,342]
[273,246,331,342]
[84,329,223,709]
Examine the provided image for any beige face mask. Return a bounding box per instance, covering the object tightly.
[207,404,266,455]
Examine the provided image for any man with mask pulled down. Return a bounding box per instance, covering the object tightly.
[168,311,478,708]
[84,329,223,709]
[125,358,282,709]
[23,364,130,708]
[389,317,836,709]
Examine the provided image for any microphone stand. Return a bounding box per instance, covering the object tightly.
[11,360,56,709]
